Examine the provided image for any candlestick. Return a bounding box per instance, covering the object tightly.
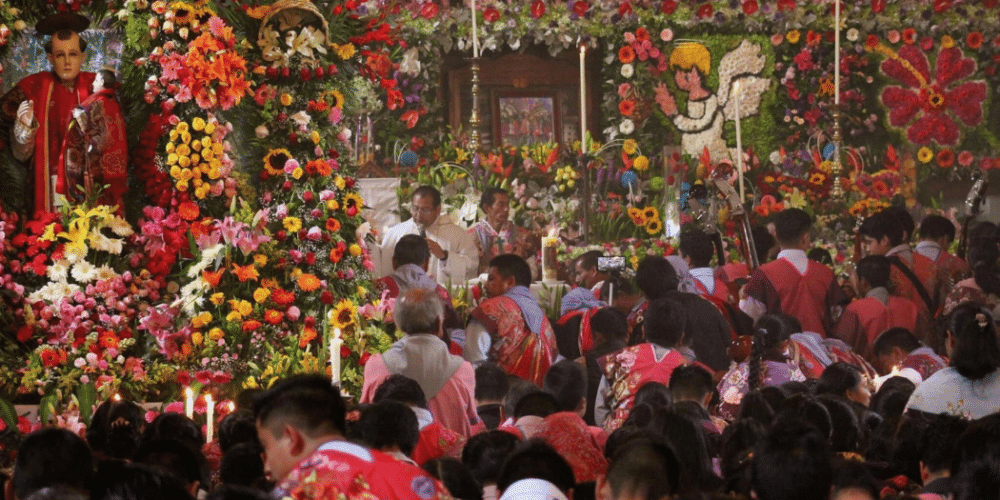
[579,43,587,153]
[542,229,558,282]
[330,328,342,388]
[205,394,214,443]
[471,0,479,57]
[733,81,744,202]
[184,387,194,419]
[834,0,840,106]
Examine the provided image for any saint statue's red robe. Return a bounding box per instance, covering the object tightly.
[1,71,95,214]
[60,87,128,209]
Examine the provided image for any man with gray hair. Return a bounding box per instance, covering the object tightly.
[360,288,481,437]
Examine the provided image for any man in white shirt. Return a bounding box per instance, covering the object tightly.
[377,186,478,286]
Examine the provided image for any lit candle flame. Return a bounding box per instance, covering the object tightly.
[112,393,121,402]
[891,365,900,376]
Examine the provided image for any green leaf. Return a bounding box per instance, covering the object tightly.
[38,394,57,425]
[77,382,97,426]
[0,397,16,431]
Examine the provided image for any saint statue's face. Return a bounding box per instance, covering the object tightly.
[92,72,104,94]
[47,32,85,86]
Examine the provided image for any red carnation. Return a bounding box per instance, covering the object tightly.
[696,3,713,18]
[743,0,758,14]
[572,1,589,16]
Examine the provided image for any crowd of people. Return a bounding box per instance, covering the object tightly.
[4,196,1000,500]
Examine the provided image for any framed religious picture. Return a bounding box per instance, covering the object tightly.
[492,91,560,147]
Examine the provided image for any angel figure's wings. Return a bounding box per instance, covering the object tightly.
[716,40,770,121]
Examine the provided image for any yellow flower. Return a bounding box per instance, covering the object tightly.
[310,131,321,144]
[253,287,271,303]
[642,206,659,221]
[40,223,57,242]
[283,217,303,232]
[176,122,190,134]
[204,122,216,135]
[326,199,340,211]
[261,278,279,289]
[917,147,934,163]
[237,300,253,317]
[645,219,663,235]
[192,117,206,131]
[208,292,224,306]
[787,30,801,44]
[208,328,225,341]
[455,149,469,163]
[941,35,954,49]
[334,176,346,190]
[349,244,362,257]
[357,286,368,296]
[280,93,293,106]
[191,332,204,345]
[623,139,638,155]
[633,155,650,172]
[226,311,243,322]
[332,42,356,60]
[329,299,358,329]
[292,167,304,180]
[254,254,268,267]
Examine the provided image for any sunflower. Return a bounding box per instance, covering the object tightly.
[627,207,645,225]
[808,172,827,185]
[329,90,345,109]
[264,149,292,176]
[642,206,659,221]
[330,299,358,330]
[343,193,364,210]
[298,273,322,292]
[645,219,663,235]
[917,147,934,163]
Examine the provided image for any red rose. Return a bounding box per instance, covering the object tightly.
[281,67,290,78]
[420,1,438,19]
[531,0,545,18]
[483,6,500,22]
[967,32,984,49]
[572,1,589,17]
[933,0,950,11]
[743,0,758,14]
[696,3,713,18]
[360,352,371,365]
[314,66,324,78]
[299,68,311,81]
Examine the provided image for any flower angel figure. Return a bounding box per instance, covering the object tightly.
[656,40,770,164]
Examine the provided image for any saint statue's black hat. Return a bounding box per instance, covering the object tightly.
[36,13,90,36]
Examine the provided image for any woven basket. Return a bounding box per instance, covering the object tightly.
[259,0,329,44]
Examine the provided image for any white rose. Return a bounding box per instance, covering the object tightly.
[846,28,859,42]
[621,64,634,78]
[619,119,635,134]
[255,124,269,139]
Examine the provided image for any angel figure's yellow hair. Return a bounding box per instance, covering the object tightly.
[669,42,711,75]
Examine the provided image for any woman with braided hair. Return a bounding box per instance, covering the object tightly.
[908,303,1000,419]
[715,314,807,421]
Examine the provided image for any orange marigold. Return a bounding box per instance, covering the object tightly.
[242,320,262,332]
[271,288,297,306]
[264,309,283,325]
[299,327,318,348]
[202,268,225,287]
[326,218,342,232]
[178,201,201,221]
[298,273,322,292]
[618,46,636,64]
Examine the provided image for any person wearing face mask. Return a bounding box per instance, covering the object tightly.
[0,13,96,215]
[59,68,128,211]
[378,185,478,286]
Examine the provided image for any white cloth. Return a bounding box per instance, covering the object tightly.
[906,367,1000,419]
[377,213,478,286]
[358,177,401,237]
[463,319,492,365]
[499,479,569,500]
[914,240,943,262]
[690,267,717,295]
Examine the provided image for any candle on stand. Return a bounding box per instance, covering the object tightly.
[732,81,744,202]
[834,0,840,106]
[330,328,343,387]
[205,394,214,443]
[184,387,194,419]
[471,0,479,57]
[579,43,587,153]
[541,228,559,282]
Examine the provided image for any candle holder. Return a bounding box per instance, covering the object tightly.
[469,57,481,153]
[542,234,559,282]
[830,105,844,198]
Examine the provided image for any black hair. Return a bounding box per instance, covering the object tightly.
[830,459,880,500]
[952,413,1000,477]
[871,327,922,358]
[422,458,483,500]
[590,307,628,342]
[856,255,892,289]
[752,224,777,263]
[952,455,1000,500]
[860,210,904,247]
[680,229,715,268]
[806,247,833,266]
[885,206,915,242]
[87,399,144,460]
[751,419,832,500]
[919,214,957,241]
[218,442,266,488]
[496,439,576,495]
[967,238,1000,296]
[353,401,419,456]
[412,185,442,207]
[635,256,679,299]
[235,388,262,411]
[474,363,509,402]
[205,484,272,500]
[372,373,428,408]
[21,487,88,500]
[748,314,798,391]
[543,359,587,413]
[577,250,603,272]
[218,409,259,454]
[96,69,118,90]
[503,377,542,418]
[669,364,715,403]
[866,414,926,484]
[642,297,686,348]
[775,395,833,443]
[817,395,862,454]
[134,439,204,490]
[632,382,673,413]
[141,413,204,454]
[736,390,775,428]
[480,187,509,211]
[869,377,915,421]
[489,254,532,287]
[599,275,637,302]
[251,374,347,438]
[773,208,812,247]
[920,413,969,474]
[513,392,559,419]
[393,234,431,267]
[656,409,719,494]
[816,362,864,399]
[44,29,88,53]
[462,430,521,486]
[13,428,94,500]
[90,462,193,500]
[720,418,766,497]
[603,439,681,500]
[968,221,1000,247]
[946,303,1000,380]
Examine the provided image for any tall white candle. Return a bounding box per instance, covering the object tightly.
[834,0,840,105]
[184,387,194,419]
[733,81,744,201]
[330,328,342,387]
[205,394,214,443]
[471,0,479,57]
[580,44,587,153]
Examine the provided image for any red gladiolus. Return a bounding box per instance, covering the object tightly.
[531,0,545,18]
[743,0,758,14]
[696,3,713,18]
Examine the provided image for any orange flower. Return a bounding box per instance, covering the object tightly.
[40,349,61,368]
[298,273,321,292]
[178,201,200,221]
[264,309,283,325]
[619,100,635,116]
[299,327,318,348]
[202,268,225,287]
[806,30,822,46]
[937,148,955,168]
[99,332,120,349]
[271,288,296,306]
[326,218,342,232]
[242,320,262,332]
[618,46,636,64]
[872,180,890,197]
[232,263,260,282]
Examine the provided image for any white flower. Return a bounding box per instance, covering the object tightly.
[255,124,269,139]
[619,119,635,134]
[846,28,859,42]
[94,265,118,282]
[620,64,634,78]
[47,260,69,283]
[107,217,134,237]
[89,229,123,255]
[71,261,97,283]
[63,244,87,264]
[400,47,421,76]
[178,278,210,316]
[289,111,312,129]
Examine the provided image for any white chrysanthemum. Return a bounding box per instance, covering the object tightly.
[71,261,97,283]
[29,282,81,304]
[179,278,210,316]
[63,244,87,264]
[620,64,634,78]
[47,260,70,283]
[93,265,118,282]
[107,217,134,237]
[619,119,635,135]
[187,243,224,278]
[846,28,859,42]
[89,229,120,255]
